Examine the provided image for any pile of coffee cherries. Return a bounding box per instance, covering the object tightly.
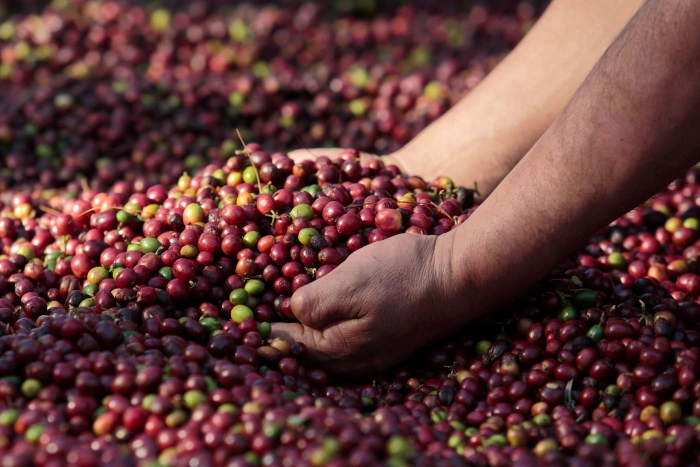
[3,1,700,466]
[2,140,700,466]
[0,0,542,191]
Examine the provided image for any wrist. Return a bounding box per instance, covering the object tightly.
[433,230,484,325]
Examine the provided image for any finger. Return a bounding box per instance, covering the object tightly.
[269,322,327,366]
[270,321,371,377]
[290,267,356,329]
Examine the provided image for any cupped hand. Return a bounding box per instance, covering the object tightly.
[270,231,475,377]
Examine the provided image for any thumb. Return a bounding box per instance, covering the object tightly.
[290,271,352,330]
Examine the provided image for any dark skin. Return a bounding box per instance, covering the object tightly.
[272,0,700,377]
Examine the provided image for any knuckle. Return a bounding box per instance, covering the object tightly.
[291,288,314,322]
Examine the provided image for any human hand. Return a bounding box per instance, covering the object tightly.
[270,231,475,377]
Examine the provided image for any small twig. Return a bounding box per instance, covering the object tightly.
[265,210,281,222]
[236,128,262,193]
[39,205,63,216]
[57,235,69,252]
[295,136,318,159]
[430,199,452,219]
[472,181,481,197]
[60,204,148,225]
[639,299,653,325]
[564,379,575,410]
[79,177,90,193]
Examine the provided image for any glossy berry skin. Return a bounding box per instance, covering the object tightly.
[3,4,700,467]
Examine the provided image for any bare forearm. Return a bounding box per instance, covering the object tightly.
[400,0,644,195]
[448,0,700,314]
